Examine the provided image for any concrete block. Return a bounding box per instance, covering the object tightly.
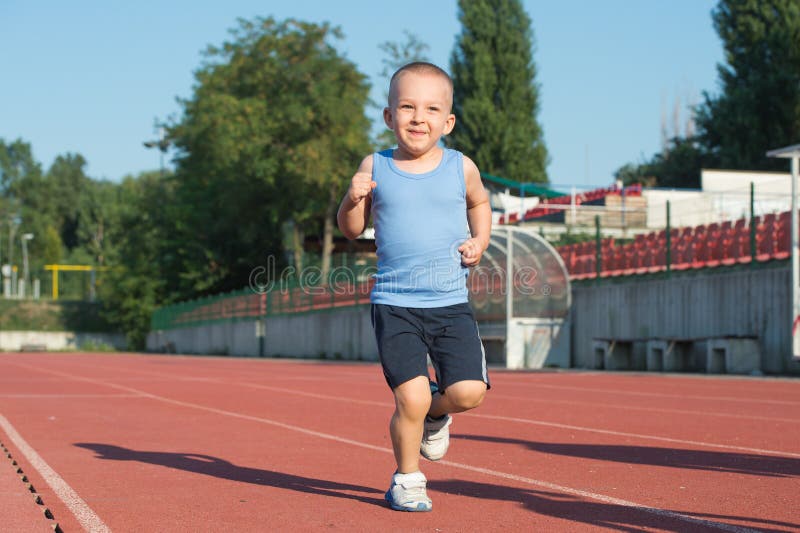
[646,340,693,372]
[592,340,633,370]
[590,340,606,369]
[706,338,761,375]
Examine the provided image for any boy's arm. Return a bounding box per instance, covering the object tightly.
[459,156,492,267]
[337,155,376,240]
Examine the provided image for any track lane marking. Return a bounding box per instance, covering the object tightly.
[0,414,111,533]
[21,359,799,458]
[26,355,798,406]
[488,393,800,424]
[11,362,764,533]
[496,381,800,406]
[234,383,800,459]
[0,394,145,399]
[40,359,800,424]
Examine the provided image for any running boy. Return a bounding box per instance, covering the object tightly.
[337,62,491,512]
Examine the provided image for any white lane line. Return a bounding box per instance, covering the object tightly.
[26,359,798,459]
[496,382,800,406]
[14,364,761,533]
[186,370,800,408]
[436,459,761,533]
[0,394,144,399]
[467,412,800,459]
[221,382,800,459]
[489,393,800,424]
[48,361,799,424]
[0,414,111,533]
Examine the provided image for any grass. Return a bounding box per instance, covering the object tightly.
[0,299,116,332]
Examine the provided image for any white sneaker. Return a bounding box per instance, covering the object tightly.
[420,414,452,461]
[385,471,432,512]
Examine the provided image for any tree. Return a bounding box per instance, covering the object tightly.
[448,0,549,183]
[0,138,43,197]
[169,17,371,292]
[45,154,90,249]
[695,0,800,170]
[0,139,56,273]
[375,31,430,150]
[98,171,175,348]
[614,137,706,189]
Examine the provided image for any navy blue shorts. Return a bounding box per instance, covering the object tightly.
[371,302,490,391]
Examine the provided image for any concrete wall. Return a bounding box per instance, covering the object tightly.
[0,331,126,351]
[643,189,715,228]
[147,307,378,361]
[147,263,800,375]
[702,169,791,219]
[263,307,376,360]
[148,320,261,357]
[570,262,800,375]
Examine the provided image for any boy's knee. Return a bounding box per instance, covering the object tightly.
[444,381,486,411]
[394,378,432,416]
[396,393,431,416]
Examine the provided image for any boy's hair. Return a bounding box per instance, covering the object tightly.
[388,62,454,109]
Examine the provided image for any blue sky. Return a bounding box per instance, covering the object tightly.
[0,0,723,190]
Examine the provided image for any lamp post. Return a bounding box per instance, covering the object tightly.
[7,215,20,297]
[143,127,170,175]
[21,233,33,298]
[767,143,800,359]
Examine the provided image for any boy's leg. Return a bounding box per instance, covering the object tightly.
[420,380,485,461]
[371,304,434,511]
[390,375,432,473]
[386,376,434,511]
[421,303,490,461]
[428,379,487,418]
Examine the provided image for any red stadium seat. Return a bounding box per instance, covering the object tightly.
[776,227,790,259]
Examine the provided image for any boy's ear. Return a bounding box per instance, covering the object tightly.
[383,107,393,129]
[442,113,456,135]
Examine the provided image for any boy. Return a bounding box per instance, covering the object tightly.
[337,62,491,512]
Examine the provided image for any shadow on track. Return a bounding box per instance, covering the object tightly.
[74,443,385,508]
[454,434,800,478]
[428,479,798,533]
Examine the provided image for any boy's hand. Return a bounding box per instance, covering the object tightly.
[458,237,487,267]
[348,171,376,204]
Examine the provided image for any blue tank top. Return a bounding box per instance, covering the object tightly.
[370,148,470,307]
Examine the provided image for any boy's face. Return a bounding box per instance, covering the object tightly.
[383,71,456,159]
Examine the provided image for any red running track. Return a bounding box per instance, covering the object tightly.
[0,352,798,532]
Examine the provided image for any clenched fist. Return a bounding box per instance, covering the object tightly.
[348,171,377,204]
[458,237,487,267]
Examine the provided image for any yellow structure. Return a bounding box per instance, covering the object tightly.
[43,265,107,300]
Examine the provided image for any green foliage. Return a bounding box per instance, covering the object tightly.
[695,0,800,170]
[0,299,115,332]
[1,18,373,347]
[448,0,549,183]
[615,137,706,189]
[96,171,174,349]
[169,17,371,295]
[46,154,89,249]
[547,230,596,248]
[0,138,43,196]
[41,225,63,265]
[77,339,116,352]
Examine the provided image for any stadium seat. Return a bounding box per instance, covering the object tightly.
[673,244,691,270]
[776,227,790,259]
[653,248,666,272]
